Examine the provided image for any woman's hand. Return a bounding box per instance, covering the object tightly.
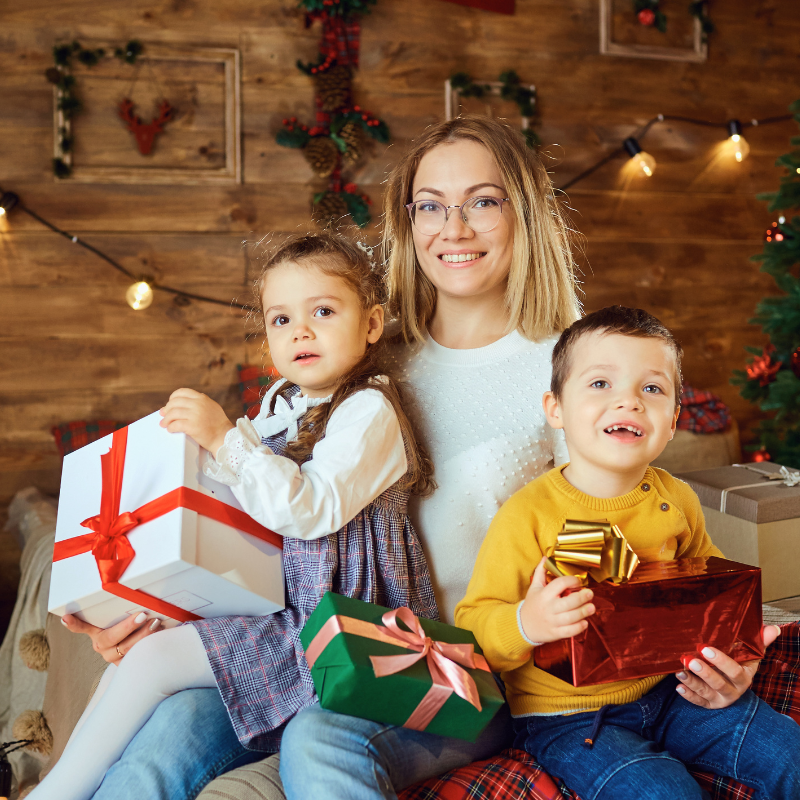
[519,557,596,644]
[61,612,161,665]
[160,388,234,455]
[675,624,781,709]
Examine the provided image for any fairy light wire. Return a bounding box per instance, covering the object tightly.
[0,112,794,311]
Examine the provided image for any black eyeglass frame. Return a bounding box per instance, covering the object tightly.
[404,196,510,234]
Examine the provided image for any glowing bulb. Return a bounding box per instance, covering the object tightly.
[126,281,153,310]
[0,208,5,217]
[633,151,656,177]
[726,120,749,162]
[623,137,656,178]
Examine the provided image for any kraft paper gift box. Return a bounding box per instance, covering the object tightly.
[534,556,764,687]
[300,592,505,742]
[675,463,800,602]
[49,411,285,629]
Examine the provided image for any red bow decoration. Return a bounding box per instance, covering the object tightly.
[53,427,282,623]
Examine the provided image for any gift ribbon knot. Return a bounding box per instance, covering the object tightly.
[304,606,490,733]
[719,464,800,512]
[54,426,282,623]
[544,519,639,586]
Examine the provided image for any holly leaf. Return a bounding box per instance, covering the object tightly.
[276,128,310,148]
[330,133,348,153]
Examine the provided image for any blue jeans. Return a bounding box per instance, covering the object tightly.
[513,675,800,800]
[279,701,514,800]
[90,688,512,800]
[91,689,265,800]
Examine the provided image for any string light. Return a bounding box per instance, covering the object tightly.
[623,137,656,177]
[126,280,154,310]
[0,111,793,311]
[726,119,750,162]
[0,192,18,216]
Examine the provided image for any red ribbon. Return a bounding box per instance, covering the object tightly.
[53,427,282,623]
[305,607,489,732]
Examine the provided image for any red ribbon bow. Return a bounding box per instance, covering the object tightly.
[53,426,282,623]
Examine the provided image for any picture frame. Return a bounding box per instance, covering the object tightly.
[53,42,242,184]
[599,0,707,63]
[444,79,536,135]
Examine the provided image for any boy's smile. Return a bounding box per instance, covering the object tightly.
[543,331,680,498]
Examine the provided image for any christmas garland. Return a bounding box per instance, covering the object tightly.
[275,0,386,227]
[634,1,713,40]
[46,40,143,177]
[449,71,539,148]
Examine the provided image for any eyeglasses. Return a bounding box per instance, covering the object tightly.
[404,196,510,235]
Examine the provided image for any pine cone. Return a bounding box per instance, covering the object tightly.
[303,136,339,178]
[315,65,351,112]
[340,121,367,166]
[313,192,349,227]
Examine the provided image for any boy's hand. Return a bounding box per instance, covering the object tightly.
[675,624,781,709]
[160,388,234,456]
[519,557,596,644]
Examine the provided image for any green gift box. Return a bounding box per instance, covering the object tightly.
[300,592,505,742]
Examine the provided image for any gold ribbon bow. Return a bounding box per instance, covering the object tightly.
[544,519,639,585]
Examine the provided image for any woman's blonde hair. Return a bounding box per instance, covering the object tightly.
[255,231,435,497]
[383,115,581,344]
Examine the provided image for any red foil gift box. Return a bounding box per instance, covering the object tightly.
[533,556,764,687]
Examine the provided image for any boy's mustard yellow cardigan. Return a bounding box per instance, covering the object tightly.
[455,465,722,717]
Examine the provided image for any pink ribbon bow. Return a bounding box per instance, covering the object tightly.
[305,605,490,732]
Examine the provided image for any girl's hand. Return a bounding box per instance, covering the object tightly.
[160,388,234,455]
[675,624,782,709]
[61,612,161,665]
[519,557,596,644]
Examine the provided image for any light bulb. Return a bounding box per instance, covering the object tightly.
[633,151,656,177]
[623,137,656,178]
[726,120,750,162]
[126,281,154,310]
[0,208,5,217]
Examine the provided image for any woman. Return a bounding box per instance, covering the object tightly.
[63,116,775,800]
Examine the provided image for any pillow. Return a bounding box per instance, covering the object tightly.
[51,421,130,457]
[238,364,281,419]
[677,385,731,434]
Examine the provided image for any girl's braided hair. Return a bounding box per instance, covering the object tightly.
[255,230,435,497]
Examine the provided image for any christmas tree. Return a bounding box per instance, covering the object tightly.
[733,99,800,467]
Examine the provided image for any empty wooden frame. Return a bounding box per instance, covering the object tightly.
[53,42,241,184]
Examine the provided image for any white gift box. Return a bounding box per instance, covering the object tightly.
[49,411,285,629]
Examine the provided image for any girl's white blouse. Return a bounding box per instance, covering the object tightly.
[203,382,407,542]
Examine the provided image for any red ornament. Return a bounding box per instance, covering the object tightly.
[791,347,800,379]
[344,182,358,194]
[118,98,175,156]
[746,344,782,387]
[750,449,772,463]
[638,8,656,26]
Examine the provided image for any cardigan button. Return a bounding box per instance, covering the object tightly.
[641,483,650,491]
[660,502,670,512]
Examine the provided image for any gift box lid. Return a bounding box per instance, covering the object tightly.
[675,463,800,524]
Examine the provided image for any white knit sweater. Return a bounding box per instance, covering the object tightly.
[388,330,569,624]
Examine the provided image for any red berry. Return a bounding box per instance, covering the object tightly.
[637,8,656,26]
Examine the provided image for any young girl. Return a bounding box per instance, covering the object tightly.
[34,231,438,800]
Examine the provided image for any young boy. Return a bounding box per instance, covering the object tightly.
[455,306,798,800]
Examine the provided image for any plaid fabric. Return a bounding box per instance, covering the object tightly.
[192,383,438,751]
[677,384,731,434]
[238,363,281,419]
[51,420,130,457]
[400,623,800,800]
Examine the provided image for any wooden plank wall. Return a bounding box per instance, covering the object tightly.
[1,1,798,604]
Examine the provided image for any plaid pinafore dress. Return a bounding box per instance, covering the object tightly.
[191,384,438,751]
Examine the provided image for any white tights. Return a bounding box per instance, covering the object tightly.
[30,624,215,800]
